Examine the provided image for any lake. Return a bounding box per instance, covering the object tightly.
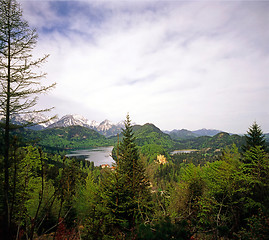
[170,149,199,155]
[66,146,115,166]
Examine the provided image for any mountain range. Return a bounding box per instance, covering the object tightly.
[2,113,268,155]
[11,113,125,137]
[10,113,226,139]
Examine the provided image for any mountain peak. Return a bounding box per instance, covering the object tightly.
[192,128,221,137]
[11,112,58,129]
[98,119,113,132]
[45,115,124,137]
[48,114,89,128]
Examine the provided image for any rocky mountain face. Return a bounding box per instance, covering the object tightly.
[47,115,125,137]
[12,113,124,137]
[11,112,58,130]
[47,115,90,129]
[96,120,125,137]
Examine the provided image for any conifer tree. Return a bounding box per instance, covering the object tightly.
[117,114,152,230]
[243,122,266,152]
[0,0,55,237]
[100,114,152,238]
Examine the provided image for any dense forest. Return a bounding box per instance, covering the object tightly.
[1,0,269,239]
[1,117,269,239]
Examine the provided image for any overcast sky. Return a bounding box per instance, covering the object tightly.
[18,0,269,133]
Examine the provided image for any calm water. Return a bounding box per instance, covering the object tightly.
[66,146,114,166]
[170,149,198,155]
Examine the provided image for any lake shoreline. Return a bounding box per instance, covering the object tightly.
[66,146,115,166]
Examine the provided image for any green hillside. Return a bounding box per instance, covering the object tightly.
[174,132,245,151]
[3,123,252,154]
[133,123,176,150]
[20,126,112,150]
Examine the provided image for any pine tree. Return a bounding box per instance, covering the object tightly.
[0,0,55,238]
[100,114,152,238]
[243,122,266,152]
[117,114,152,230]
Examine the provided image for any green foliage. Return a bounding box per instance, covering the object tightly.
[137,217,190,240]
[95,114,153,239]
[140,144,169,164]
[20,125,112,150]
[171,149,220,166]
[236,210,269,240]
[9,146,43,224]
[79,172,107,239]
[243,121,267,152]
[0,143,91,239]
[241,146,269,212]
[1,114,269,240]
[133,123,176,151]
[175,132,245,151]
[0,0,55,234]
[167,142,269,239]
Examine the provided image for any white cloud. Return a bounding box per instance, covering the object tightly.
[19,0,269,133]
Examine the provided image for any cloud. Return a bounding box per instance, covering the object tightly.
[19,0,269,133]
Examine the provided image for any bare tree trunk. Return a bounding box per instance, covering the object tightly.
[10,140,17,229]
[3,1,12,237]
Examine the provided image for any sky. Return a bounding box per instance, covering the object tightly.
[18,0,269,133]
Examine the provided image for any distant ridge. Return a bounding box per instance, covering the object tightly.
[192,128,221,137]
[166,128,222,140]
[12,113,265,140]
[168,129,198,140]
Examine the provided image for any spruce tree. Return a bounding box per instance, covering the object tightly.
[117,114,152,230]
[101,114,152,238]
[243,122,266,152]
[0,0,55,238]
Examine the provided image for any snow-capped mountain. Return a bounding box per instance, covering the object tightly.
[11,112,57,129]
[11,113,125,137]
[97,120,113,132]
[47,114,90,128]
[89,120,99,128]
[96,119,125,137]
[46,114,124,137]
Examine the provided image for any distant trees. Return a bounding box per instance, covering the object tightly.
[0,0,55,238]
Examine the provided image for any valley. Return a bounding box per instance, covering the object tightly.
[7,113,269,155]
[10,115,252,156]
[1,113,269,240]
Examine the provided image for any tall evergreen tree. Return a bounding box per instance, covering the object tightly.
[101,114,152,237]
[243,122,266,152]
[118,114,152,229]
[0,0,55,238]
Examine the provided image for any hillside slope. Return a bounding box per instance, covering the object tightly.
[21,126,112,149]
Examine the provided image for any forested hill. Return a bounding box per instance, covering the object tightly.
[109,123,177,151]
[133,123,176,150]
[5,123,265,153]
[111,123,246,152]
[175,132,245,151]
[18,125,112,150]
